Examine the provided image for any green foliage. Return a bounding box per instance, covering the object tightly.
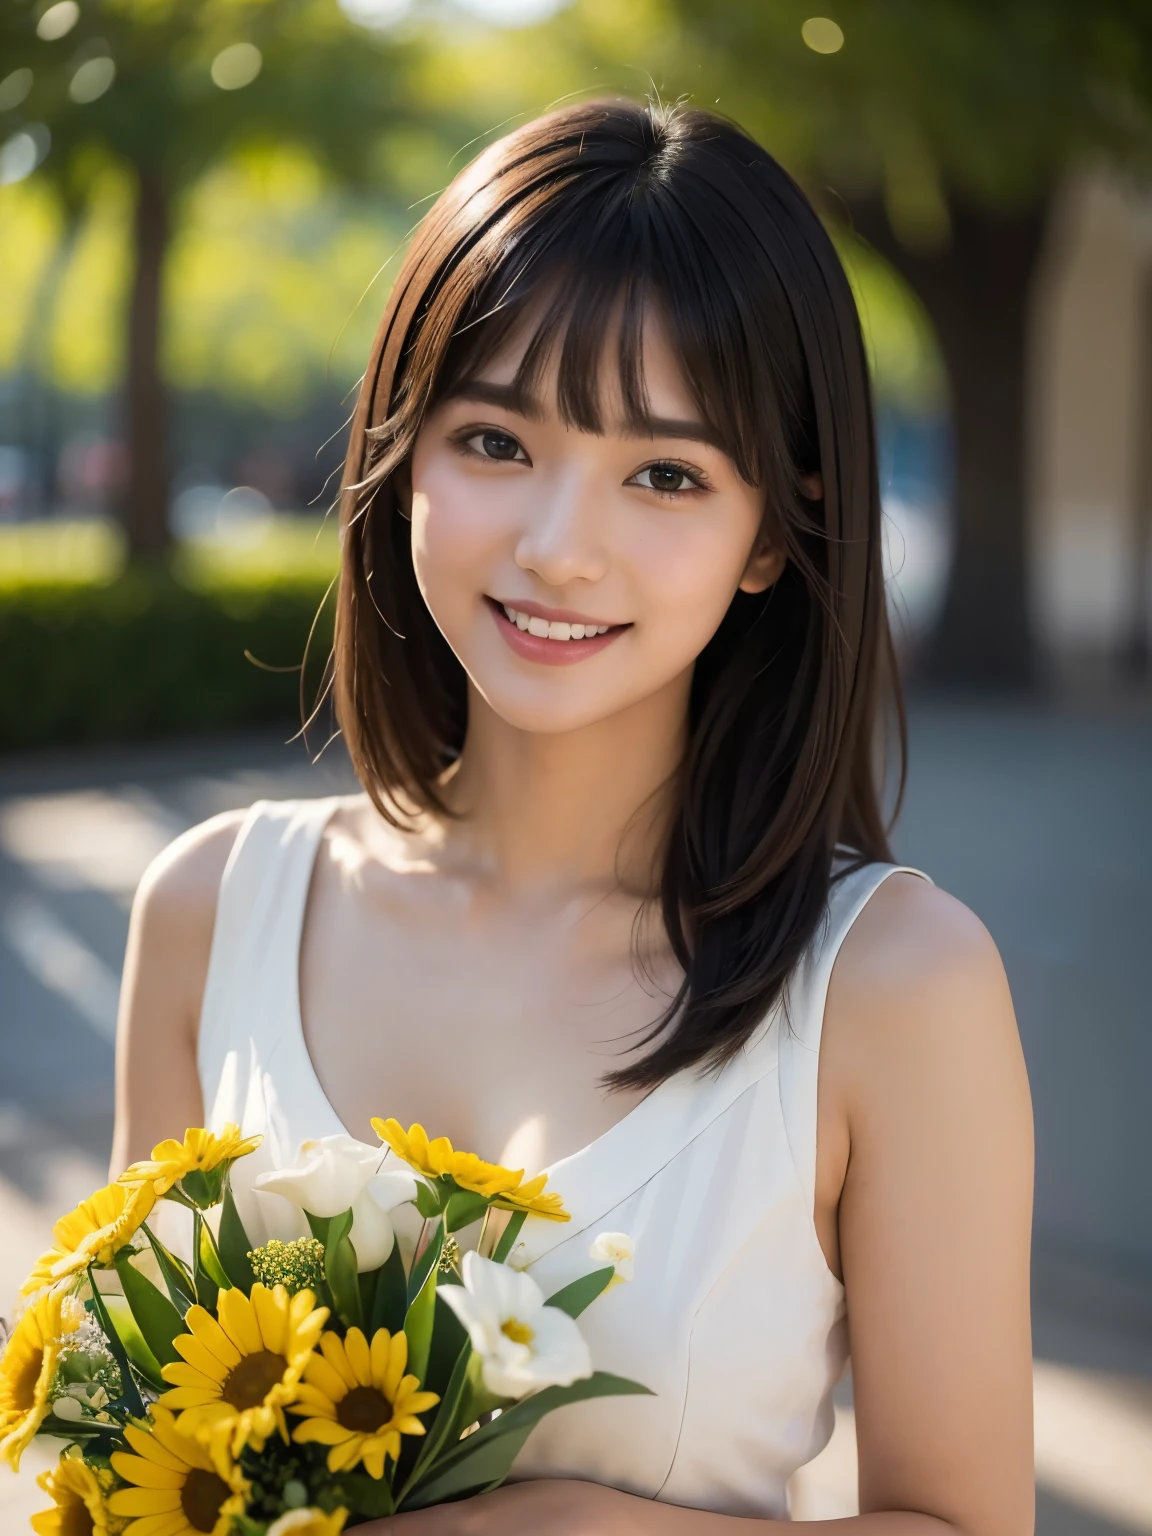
[113,1251,185,1367]
[0,542,335,751]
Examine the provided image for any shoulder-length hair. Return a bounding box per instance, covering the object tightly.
[333,97,903,1091]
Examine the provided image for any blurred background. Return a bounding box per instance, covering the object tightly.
[1,0,1150,1529]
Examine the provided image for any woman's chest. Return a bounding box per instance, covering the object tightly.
[296,864,671,1165]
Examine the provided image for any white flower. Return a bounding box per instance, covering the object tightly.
[439,1251,592,1401]
[254,1135,417,1272]
[589,1231,634,1287]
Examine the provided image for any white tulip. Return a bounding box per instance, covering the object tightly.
[254,1136,417,1272]
[440,1251,592,1401]
[589,1231,635,1286]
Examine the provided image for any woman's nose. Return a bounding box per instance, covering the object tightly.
[512,468,609,588]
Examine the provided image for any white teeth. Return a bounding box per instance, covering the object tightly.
[499,604,613,640]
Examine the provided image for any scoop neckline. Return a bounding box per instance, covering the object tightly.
[284,795,719,1261]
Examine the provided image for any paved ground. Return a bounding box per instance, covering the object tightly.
[0,698,1149,1531]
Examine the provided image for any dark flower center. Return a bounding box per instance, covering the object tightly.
[13,1348,43,1411]
[337,1385,393,1433]
[222,1350,287,1409]
[182,1468,230,1533]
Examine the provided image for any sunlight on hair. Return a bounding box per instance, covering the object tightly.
[211,42,263,91]
[801,17,845,54]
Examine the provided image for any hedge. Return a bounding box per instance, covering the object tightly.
[0,561,336,750]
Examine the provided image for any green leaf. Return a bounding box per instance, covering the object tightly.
[114,1252,185,1367]
[490,1209,526,1264]
[544,1266,616,1319]
[324,1208,363,1330]
[217,1178,256,1294]
[143,1226,196,1312]
[369,1240,409,1336]
[87,1268,145,1416]
[395,1337,473,1507]
[406,1222,444,1308]
[403,1223,444,1386]
[413,1181,442,1220]
[192,1210,218,1312]
[444,1189,490,1233]
[424,1292,468,1398]
[402,1372,652,1509]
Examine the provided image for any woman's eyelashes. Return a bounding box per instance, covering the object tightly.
[451,426,710,499]
[456,427,531,464]
[628,460,710,498]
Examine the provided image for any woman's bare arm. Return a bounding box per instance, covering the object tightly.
[108,810,246,1179]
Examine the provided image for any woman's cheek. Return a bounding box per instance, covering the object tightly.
[410,481,507,636]
[626,514,751,646]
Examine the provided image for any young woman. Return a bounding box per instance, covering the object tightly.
[111,100,1034,1535]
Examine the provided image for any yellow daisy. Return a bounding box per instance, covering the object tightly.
[267,1509,347,1536]
[371,1119,568,1219]
[160,1283,328,1457]
[119,1125,263,1198]
[0,1287,80,1471]
[21,1182,157,1296]
[493,1173,571,1223]
[31,1451,111,1536]
[290,1326,439,1479]
[108,1405,248,1536]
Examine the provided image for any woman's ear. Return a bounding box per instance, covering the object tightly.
[738,543,787,595]
[800,471,823,501]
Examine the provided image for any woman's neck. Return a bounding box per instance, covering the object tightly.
[441,670,691,898]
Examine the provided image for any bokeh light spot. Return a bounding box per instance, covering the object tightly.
[69,56,115,104]
[801,16,844,54]
[36,1,80,42]
[0,126,50,185]
[0,69,34,111]
[210,43,263,91]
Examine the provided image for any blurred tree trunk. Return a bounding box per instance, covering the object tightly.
[850,194,1049,689]
[123,166,171,557]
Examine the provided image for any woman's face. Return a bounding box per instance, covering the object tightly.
[407,309,782,737]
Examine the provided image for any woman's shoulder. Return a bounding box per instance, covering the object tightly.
[134,806,249,931]
[823,870,1025,1122]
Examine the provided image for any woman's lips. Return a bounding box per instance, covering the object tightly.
[486,597,628,667]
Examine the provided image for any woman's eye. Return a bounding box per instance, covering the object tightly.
[633,463,696,494]
[468,430,526,462]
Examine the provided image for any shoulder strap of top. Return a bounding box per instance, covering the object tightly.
[777,861,933,1212]
[197,796,343,1091]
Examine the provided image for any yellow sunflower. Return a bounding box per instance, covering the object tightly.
[290,1326,439,1479]
[371,1119,568,1219]
[0,1287,80,1471]
[108,1405,248,1536]
[160,1283,328,1457]
[21,1182,157,1296]
[118,1125,263,1198]
[31,1451,112,1536]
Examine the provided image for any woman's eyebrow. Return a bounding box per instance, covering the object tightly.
[444,380,542,418]
[444,381,724,453]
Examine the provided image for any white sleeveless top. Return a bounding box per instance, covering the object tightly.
[198,796,929,1521]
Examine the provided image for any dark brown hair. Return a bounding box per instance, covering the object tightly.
[334,97,903,1091]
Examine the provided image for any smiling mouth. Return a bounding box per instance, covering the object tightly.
[496,601,618,642]
[485,597,630,663]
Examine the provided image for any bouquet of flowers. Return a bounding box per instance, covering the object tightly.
[0,1119,648,1534]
